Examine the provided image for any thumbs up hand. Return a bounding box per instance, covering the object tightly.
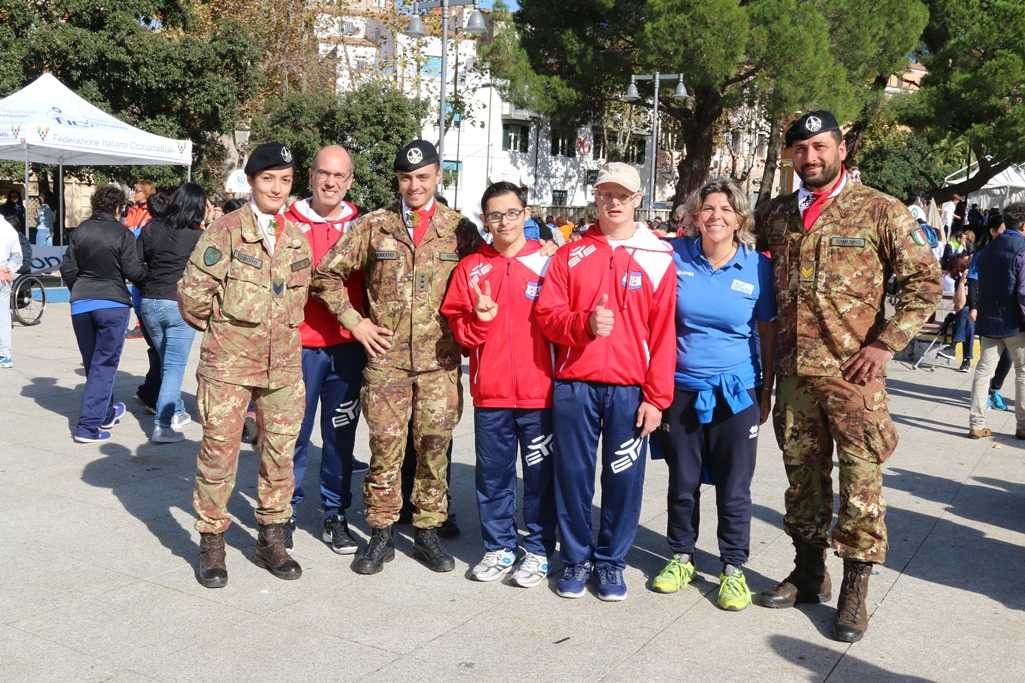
[589,292,615,337]
[470,279,498,322]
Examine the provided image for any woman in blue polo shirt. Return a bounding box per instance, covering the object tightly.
[651,178,776,611]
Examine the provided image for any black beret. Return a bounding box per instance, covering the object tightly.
[785,110,841,146]
[244,142,294,176]
[394,139,439,172]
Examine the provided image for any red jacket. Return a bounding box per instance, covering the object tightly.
[535,223,676,410]
[284,199,365,348]
[441,240,554,409]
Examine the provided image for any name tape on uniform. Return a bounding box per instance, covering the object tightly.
[233,250,263,269]
[830,236,866,248]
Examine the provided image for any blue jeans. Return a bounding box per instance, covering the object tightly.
[71,307,130,438]
[140,298,196,428]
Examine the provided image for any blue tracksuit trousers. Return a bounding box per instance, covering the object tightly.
[474,407,557,556]
[553,381,648,570]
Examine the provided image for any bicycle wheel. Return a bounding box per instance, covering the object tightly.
[11,275,45,326]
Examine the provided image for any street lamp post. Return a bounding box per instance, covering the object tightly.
[623,72,689,211]
[405,0,486,167]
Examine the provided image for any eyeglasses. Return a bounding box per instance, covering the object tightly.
[596,191,637,204]
[484,208,525,224]
[314,169,352,183]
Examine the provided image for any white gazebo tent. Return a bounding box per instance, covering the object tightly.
[944,162,1025,211]
[0,73,193,234]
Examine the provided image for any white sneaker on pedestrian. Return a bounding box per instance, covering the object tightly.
[470,549,516,582]
[0,355,12,368]
[152,426,185,444]
[511,551,549,588]
[171,412,192,429]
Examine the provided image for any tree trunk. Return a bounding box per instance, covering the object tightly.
[756,116,784,209]
[672,89,722,207]
[932,156,1013,203]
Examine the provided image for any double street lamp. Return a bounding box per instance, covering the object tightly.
[623,72,690,210]
[405,1,486,163]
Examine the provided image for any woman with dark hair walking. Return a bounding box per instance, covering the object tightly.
[137,182,207,443]
[60,185,147,443]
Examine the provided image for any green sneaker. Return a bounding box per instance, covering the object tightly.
[652,554,695,593]
[717,566,752,611]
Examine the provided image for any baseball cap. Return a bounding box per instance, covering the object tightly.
[594,162,642,193]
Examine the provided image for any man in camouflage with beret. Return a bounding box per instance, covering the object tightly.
[753,112,940,642]
[178,142,312,588]
[312,139,477,575]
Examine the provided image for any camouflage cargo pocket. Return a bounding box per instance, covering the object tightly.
[285,269,310,327]
[861,382,898,463]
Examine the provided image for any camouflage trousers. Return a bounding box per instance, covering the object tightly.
[193,375,305,534]
[772,375,898,563]
[361,364,461,529]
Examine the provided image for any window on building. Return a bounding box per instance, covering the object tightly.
[625,137,646,165]
[551,128,577,158]
[502,122,530,153]
[552,190,568,205]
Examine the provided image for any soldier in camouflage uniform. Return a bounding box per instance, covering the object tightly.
[752,112,940,642]
[178,142,312,588]
[312,140,477,575]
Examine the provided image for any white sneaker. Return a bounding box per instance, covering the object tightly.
[511,551,549,588]
[151,426,185,444]
[0,355,12,368]
[171,412,192,429]
[470,549,516,582]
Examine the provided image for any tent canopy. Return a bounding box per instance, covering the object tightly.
[944,162,1025,211]
[0,73,191,166]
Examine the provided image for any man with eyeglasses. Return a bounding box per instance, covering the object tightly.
[535,162,677,601]
[281,145,368,554]
[312,140,480,575]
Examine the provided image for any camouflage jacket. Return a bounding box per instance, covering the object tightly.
[178,205,312,388]
[756,181,940,377]
[311,201,477,372]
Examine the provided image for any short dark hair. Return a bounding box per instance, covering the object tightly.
[1004,203,1025,232]
[90,185,126,217]
[164,182,208,231]
[481,181,527,213]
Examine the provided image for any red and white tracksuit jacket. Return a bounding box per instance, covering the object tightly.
[441,240,554,409]
[284,198,366,348]
[534,223,676,410]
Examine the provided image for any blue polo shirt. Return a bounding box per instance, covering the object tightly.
[672,237,776,390]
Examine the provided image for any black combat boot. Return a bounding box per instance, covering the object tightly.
[833,560,872,643]
[352,526,395,575]
[437,512,461,539]
[254,523,303,580]
[197,532,228,589]
[413,527,455,572]
[283,516,296,550]
[754,541,831,608]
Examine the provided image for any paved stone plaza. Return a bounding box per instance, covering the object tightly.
[2,305,1024,681]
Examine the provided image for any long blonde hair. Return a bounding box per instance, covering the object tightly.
[681,178,755,248]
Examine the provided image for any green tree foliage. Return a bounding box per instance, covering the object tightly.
[903,0,1025,199]
[855,106,963,201]
[252,83,428,211]
[0,0,259,191]
[504,0,927,202]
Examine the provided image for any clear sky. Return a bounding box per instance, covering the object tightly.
[480,0,520,10]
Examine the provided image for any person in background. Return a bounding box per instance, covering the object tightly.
[1,190,26,234]
[131,189,170,412]
[137,183,206,443]
[555,215,574,243]
[35,201,54,246]
[938,253,973,372]
[123,180,156,230]
[967,202,1025,440]
[651,179,775,611]
[60,185,147,443]
[0,214,23,368]
[967,213,1013,410]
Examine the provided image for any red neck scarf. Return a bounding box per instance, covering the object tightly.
[408,202,437,246]
[801,169,846,231]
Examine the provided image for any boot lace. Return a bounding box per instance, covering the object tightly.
[839,565,868,621]
[596,565,623,585]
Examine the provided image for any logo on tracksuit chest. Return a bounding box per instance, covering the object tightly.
[568,244,596,268]
[525,279,542,300]
[525,434,553,466]
[621,271,643,290]
[332,399,360,428]
[469,262,492,286]
[610,437,643,474]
